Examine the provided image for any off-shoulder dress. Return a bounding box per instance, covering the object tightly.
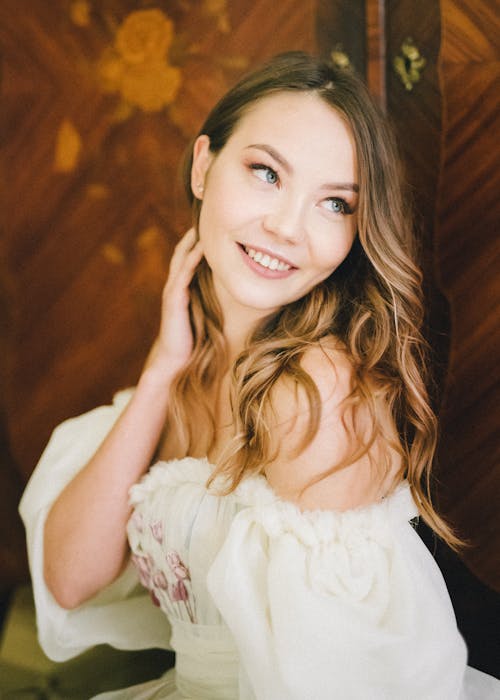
[20,390,500,699]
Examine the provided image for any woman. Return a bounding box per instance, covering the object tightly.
[20,52,499,699]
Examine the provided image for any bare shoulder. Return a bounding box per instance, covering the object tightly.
[300,338,354,402]
[270,339,353,424]
[265,338,401,511]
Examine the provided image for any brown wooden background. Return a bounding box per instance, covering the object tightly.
[0,0,318,593]
[435,0,499,589]
[1,0,499,607]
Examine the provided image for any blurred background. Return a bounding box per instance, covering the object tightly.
[0,0,498,695]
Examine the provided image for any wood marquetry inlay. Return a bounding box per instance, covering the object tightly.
[0,0,316,484]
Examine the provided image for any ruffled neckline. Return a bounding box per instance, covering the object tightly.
[130,456,418,531]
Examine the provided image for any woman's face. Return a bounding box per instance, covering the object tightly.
[191,91,358,322]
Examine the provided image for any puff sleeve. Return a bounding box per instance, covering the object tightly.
[207,479,472,700]
[19,389,171,662]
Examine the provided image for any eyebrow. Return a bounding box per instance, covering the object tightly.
[246,143,359,193]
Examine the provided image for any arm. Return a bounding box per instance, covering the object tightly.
[43,229,203,609]
[20,392,172,661]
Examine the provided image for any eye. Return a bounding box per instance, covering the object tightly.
[250,163,279,185]
[323,197,353,215]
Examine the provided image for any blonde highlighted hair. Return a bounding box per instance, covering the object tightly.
[165,52,460,547]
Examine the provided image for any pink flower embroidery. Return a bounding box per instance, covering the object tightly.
[131,510,144,534]
[169,579,188,602]
[165,550,195,621]
[150,589,161,607]
[132,547,195,621]
[150,520,163,543]
[166,550,181,568]
[152,570,168,590]
[131,553,153,588]
[166,550,190,580]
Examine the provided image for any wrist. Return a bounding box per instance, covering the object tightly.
[138,361,178,394]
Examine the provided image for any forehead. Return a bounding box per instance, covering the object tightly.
[226,91,357,177]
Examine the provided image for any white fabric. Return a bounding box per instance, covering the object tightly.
[20,396,500,699]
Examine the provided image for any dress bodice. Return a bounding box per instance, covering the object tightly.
[127,458,241,698]
[125,457,467,700]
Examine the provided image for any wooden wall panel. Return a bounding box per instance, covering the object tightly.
[385,0,452,406]
[0,1,317,486]
[386,0,441,250]
[0,1,317,590]
[435,0,500,589]
[314,0,499,591]
[3,0,496,597]
[316,0,366,74]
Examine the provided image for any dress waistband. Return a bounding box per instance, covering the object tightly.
[170,620,239,699]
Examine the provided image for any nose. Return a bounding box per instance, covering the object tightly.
[262,194,306,244]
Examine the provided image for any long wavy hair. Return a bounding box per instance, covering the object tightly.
[165,51,459,547]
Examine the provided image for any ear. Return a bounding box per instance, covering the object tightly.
[191,135,213,200]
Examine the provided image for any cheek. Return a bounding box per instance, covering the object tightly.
[198,192,262,246]
[313,231,355,275]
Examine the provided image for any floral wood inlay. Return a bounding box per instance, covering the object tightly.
[202,0,231,34]
[101,243,125,266]
[98,9,181,113]
[54,119,82,173]
[70,0,91,27]
[86,184,110,200]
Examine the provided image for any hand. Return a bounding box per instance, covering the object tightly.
[146,228,204,379]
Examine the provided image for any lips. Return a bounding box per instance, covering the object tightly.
[239,243,297,272]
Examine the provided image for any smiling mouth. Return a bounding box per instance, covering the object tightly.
[242,245,293,271]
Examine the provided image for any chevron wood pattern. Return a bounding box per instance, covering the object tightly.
[0,0,316,477]
[386,0,442,240]
[0,0,316,587]
[384,0,454,430]
[435,0,500,590]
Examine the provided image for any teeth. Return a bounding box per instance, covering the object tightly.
[245,247,291,271]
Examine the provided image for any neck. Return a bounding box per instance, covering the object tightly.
[222,311,259,361]
[218,297,273,361]
[206,269,278,360]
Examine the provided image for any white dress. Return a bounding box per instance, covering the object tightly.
[19,390,500,699]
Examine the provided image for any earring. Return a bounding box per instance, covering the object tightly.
[197,183,204,193]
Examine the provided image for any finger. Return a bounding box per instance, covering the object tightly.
[168,228,198,277]
[162,240,204,301]
[172,241,204,288]
[176,227,198,252]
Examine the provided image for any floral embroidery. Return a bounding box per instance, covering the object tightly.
[166,550,189,579]
[169,579,188,602]
[129,517,197,622]
[150,519,163,543]
[131,510,144,534]
[152,570,168,590]
[166,549,195,622]
[131,553,154,588]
